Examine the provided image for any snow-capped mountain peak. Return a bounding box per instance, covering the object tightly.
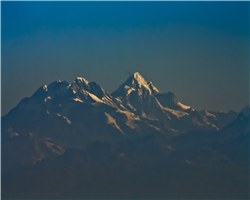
[69,77,115,106]
[130,72,159,94]
[73,77,90,90]
[31,80,69,100]
[133,72,148,87]
[76,77,89,84]
[112,72,159,98]
[71,77,92,94]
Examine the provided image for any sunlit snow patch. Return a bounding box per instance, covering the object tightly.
[104,112,124,134]
[56,113,71,125]
[44,96,51,102]
[73,98,84,103]
[88,92,103,103]
[177,102,191,110]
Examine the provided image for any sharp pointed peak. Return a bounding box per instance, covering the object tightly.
[73,77,102,89]
[128,72,148,86]
[131,72,145,80]
[133,72,142,78]
[112,72,159,96]
[74,77,90,85]
[76,77,88,81]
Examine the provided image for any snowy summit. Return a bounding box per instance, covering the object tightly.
[112,72,159,97]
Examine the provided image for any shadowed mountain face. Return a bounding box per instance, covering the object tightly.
[1,72,247,199]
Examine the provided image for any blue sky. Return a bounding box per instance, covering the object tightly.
[1,1,249,116]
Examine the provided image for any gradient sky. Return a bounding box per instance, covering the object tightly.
[1,1,249,116]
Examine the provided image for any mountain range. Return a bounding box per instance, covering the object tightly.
[2,72,249,199]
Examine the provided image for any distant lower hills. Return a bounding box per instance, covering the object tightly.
[2,72,249,199]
